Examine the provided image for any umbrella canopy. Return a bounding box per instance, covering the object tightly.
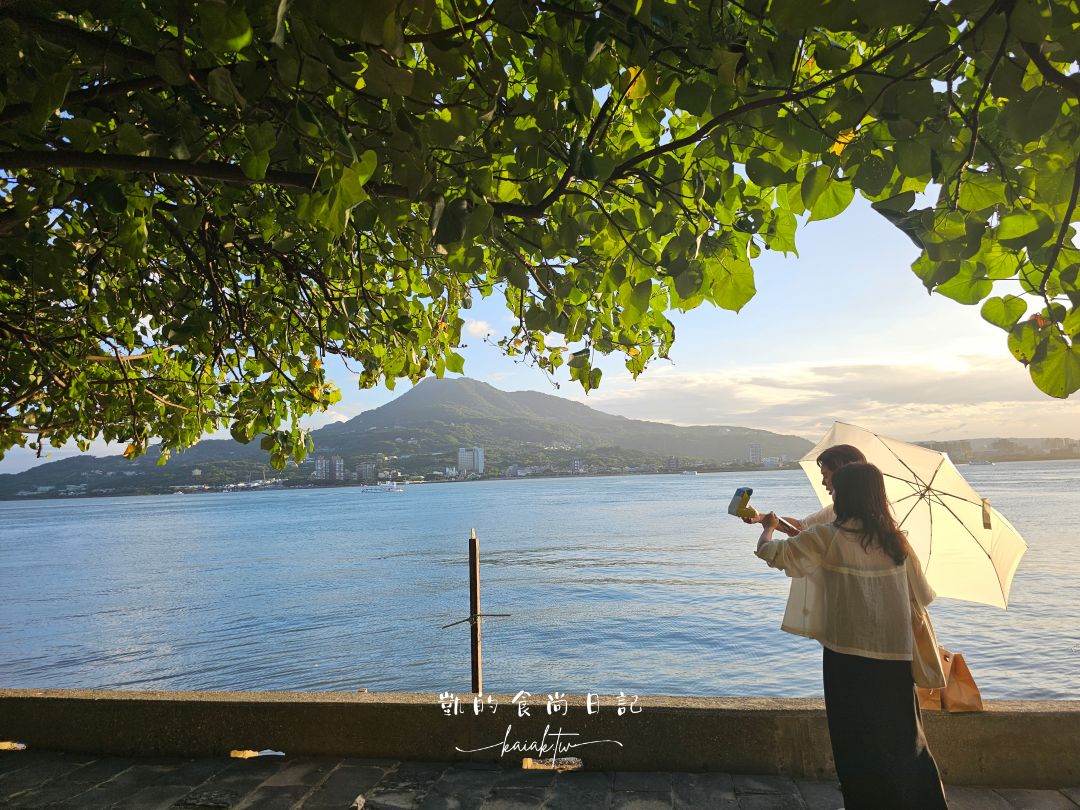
[799,422,1027,608]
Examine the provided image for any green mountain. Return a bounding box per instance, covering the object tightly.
[317,377,811,462]
[0,378,813,498]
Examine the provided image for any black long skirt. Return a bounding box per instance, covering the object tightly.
[822,647,949,810]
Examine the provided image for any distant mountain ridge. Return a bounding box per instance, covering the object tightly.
[0,378,812,497]
[314,377,811,461]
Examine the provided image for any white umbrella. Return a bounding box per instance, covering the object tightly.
[799,422,1027,608]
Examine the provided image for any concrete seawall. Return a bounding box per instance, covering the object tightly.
[2,690,1077,789]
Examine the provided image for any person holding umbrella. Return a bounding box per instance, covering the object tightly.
[755,462,949,810]
[743,444,866,535]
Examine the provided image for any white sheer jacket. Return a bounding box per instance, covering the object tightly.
[756,514,936,661]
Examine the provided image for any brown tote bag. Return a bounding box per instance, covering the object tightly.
[909,591,947,689]
[917,647,985,712]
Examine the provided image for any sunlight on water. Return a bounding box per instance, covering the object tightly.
[1,461,1077,699]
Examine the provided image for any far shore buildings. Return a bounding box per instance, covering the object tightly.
[313,454,345,481]
[457,447,484,476]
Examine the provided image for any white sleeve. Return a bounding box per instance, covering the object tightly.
[756,525,831,578]
[802,504,835,527]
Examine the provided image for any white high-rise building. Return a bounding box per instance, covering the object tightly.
[749,443,763,464]
[457,447,485,475]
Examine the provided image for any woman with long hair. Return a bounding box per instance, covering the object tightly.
[755,462,948,809]
[746,443,867,535]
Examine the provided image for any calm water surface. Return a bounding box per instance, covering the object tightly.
[1,461,1078,699]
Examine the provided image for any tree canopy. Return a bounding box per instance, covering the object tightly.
[1,0,1078,465]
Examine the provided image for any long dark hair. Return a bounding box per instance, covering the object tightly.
[831,462,909,565]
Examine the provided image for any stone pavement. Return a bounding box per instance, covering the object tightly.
[2,751,1079,810]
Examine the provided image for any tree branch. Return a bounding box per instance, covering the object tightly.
[4,10,156,67]
[0,149,410,198]
[1040,156,1080,298]
[604,9,946,184]
[0,75,165,126]
[1021,41,1080,97]
[404,5,493,42]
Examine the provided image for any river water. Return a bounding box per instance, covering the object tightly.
[1,461,1077,699]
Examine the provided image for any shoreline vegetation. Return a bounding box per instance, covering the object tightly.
[4,379,1077,502]
[3,455,1078,502]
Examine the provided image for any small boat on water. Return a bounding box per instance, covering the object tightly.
[361,481,406,493]
[681,470,698,475]
[968,460,995,466]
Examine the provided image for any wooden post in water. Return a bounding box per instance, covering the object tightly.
[441,529,508,694]
[469,528,482,695]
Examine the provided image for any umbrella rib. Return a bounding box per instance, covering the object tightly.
[931,490,984,508]
[925,498,933,570]
[930,490,994,563]
[884,449,934,492]
[891,491,923,505]
[895,495,922,532]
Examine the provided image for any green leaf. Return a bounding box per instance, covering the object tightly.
[1063,307,1080,339]
[115,123,149,155]
[746,156,790,187]
[207,67,246,108]
[434,197,469,246]
[934,263,991,304]
[800,164,831,211]
[808,179,854,222]
[619,279,652,323]
[1005,86,1065,144]
[239,150,270,180]
[503,258,529,290]
[672,262,704,301]
[154,52,189,86]
[852,155,892,198]
[1007,320,1042,364]
[871,191,916,215]
[445,351,465,374]
[230,423,252,444]
[570,85,593,116]
[59,118,100,151]
[711,257,756,312]
[958,172,1005,212]
[766,209,798,256]
[1009,0,1052,42]
[894,138,932,178]
[337,151,378,204]
[200,4,253,52]
[30,69,71,130]
[997,211,1039,240]
[980,296,1027,331]
[675,80,712,116]
[1030,336,1080,398]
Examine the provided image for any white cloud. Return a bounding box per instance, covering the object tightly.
[0,441,123,474]
[464,319,494,338]
[561,355,1080,441]
[302,406,362,430]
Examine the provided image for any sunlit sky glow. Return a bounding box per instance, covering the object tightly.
[3,197,1078,474]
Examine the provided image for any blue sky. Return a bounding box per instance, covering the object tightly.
[3,197,1078,474]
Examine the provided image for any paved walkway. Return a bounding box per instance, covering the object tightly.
[2,750,1079,809]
